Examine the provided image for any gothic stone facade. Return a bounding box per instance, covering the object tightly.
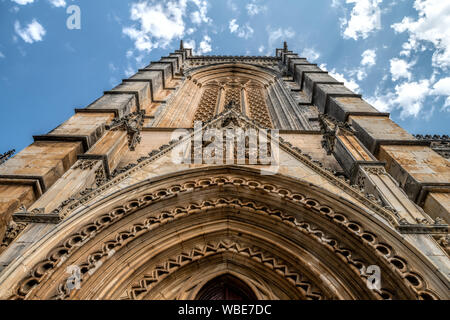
[0,42,449,300]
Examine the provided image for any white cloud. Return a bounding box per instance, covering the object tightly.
[331,0,342,8]
[125,66,135,78]
[392,0,450,69]
[11,0,66,7]
[0,52,4,59]
[246,0,267,16]
[14,19,46,44]
[392,79,431,117]
[320,63,360,93]
[340,49,376,82]
[11,0,34,5]
[190,0,210,24]
[361,49,376,66]
[432,77,450,108]
[109,63,117,72]
[330,71,361,92]
[229,19,239,33]
[184,39,196,50]
[258,45,265,53]
[391,0,450,70]
[48,0,66,7]
[341,0,382,40]
[123,0,211,53]
[227,0,239,13]
[123,1,185,52]
[198,35,212,54]
[368,80,431,117]
[183,35,211,55]
[390,58,414,81]
[432,77,450,95]
[228,19,254,39]
[267,27,295,50]
[367,92,393,112]
[301,47,320,62]
[369,76,450,116]
[355,68,367,81]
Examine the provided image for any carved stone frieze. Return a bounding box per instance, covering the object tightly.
[73,160,97,170]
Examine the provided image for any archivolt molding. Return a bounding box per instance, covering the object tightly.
[123,240,323,300]
[169,263,278,300]
[184,60,281,78]
[181,62,310,129]
[8,174,443,300]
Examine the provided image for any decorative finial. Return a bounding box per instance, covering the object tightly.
[283,41,288,52]
[180,39,184,50]
[0,149,15,165]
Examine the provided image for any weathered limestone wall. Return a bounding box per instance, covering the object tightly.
[279,47,450,221]
[0,45,191,245]
[280,133,342,172]
[423,192,450,223]
[378,145,450,206]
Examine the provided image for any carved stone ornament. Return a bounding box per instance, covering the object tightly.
[0,149,15,166]
[1,220,27,248]
[42,109,401,228]
[318,114,355,155]
[13,205,61,224]
[364,166,387,176]
[73,160,97,170]
[106,110,145,151]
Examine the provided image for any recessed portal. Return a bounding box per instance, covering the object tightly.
[195,274,257,300]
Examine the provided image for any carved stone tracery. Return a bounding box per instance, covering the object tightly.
[193,84,220,124]
[246,85,273,128]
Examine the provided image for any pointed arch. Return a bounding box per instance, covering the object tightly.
[155,62,311,129]
[2,166,447,300]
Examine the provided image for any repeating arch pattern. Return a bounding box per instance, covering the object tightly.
[124,240,323,300]
[9,173,441,300]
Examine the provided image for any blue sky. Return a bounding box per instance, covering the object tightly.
[0,0,449,153]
